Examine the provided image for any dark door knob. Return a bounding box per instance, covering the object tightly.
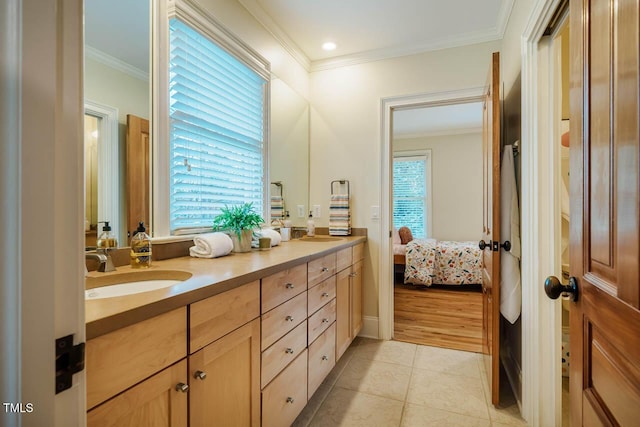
[544,276,578,302]
[501,241,511,251]
[479,240,489,250]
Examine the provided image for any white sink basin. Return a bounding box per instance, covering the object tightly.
[85,270,192,299]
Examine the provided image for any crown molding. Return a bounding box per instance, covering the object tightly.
[238,0,311,72]
[496,0,516,38]
[85,45,149,82]
[394,126,482,140]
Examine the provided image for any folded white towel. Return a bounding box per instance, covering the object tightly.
[259,228,282,247]
[189,232,233,258]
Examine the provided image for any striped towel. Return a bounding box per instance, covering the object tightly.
[329,194,351,236]
[270,196,284,222]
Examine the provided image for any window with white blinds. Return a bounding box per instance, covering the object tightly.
[169,17,267,233]
[393,152,432,238]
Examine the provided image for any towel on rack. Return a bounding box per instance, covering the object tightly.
[329,194,351,236]
[189,232,233,258]
[500,147,522,324]
[270,195,284,222]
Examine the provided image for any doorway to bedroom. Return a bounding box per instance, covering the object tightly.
[391,101,485,353]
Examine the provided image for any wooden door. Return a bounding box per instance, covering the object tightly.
[87,360,188,427]
[569,0,640,424]
[481,51,501,405]
[189,319,261,427]
[126,114,150,240]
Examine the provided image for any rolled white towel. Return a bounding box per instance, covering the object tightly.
[259,228,282,247]
[189,232,233,258]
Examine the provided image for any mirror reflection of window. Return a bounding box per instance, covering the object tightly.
[84,114,100,246]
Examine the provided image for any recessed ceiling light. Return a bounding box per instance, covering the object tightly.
[322,42,337,51]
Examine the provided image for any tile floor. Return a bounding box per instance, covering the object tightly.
[294,338,528,427]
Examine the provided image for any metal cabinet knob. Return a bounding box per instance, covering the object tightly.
[322,318,329,323]
[175,383,189,393]
[322,292,329,297]
[285,315,294,322]
[321,355,329,361]
[349,272,356,277]
[285,348,294,354]
[321,267,329,272]
[285,283,294,289]
[194,370,207,380]
[286,397,295,404]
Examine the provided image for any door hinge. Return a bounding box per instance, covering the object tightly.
[55,334,85,394]
[492,240,499,252]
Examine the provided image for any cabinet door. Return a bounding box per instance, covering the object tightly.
[87,359,188,427]
[351,260,363,337]
[190,319,261,427]
[335,268,352,360]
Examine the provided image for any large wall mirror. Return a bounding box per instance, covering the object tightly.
[84,0,310,246]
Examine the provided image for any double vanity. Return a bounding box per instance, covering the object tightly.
[85,235,366,426]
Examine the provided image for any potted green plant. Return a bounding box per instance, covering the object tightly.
[213,202,265,253]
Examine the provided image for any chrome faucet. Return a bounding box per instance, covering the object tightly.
[85,248,116,273]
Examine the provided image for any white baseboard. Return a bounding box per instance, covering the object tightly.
[501,347,523,411]
[358,316,379,339]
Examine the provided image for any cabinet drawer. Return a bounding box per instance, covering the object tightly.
[353,243,364,262]
[190,281,260,353]
[262,349,308,427]
[336,247,352,272]
[261,291,307,351]
[308,323,336,399]
[308,252,337,287]
[308,298,336,344]
[308,275,336,315]
[261,320,307,389]
[86,307,187,410]
[261,263,308,313]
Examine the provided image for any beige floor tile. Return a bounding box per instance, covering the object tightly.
[487,402,527,426]
[400,403,491,427]
[355,339,417,367]
[413,346,482,379]
[309,387,404,427]
[406,368,489,420]
[324,342,358,387]
[336,358,412,401]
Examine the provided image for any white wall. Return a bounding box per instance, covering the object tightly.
[394,132,482,242]
[309,40,501,318]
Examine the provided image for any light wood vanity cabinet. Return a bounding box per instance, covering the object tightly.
[336,243,365,360]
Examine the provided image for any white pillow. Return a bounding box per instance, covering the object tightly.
[392,227,401,245]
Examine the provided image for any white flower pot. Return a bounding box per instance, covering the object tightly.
[231,229,253,253]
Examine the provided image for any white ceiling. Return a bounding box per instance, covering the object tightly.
[241,0,514,70]
[393,102,484,138]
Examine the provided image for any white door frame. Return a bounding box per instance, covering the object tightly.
[520,0,565,425]
[378,86,485,341]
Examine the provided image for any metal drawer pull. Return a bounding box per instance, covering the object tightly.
[285,348,294,354]
[285,283,294,289]
[175,383,189,393]
[285,315,294,322]
[349,272,356,277]
[321,355,329,361]
[286,397,295,404]
[322,318,329,323]
[321,267,329,272]
[194,370,207,380]
[322,292,329,297]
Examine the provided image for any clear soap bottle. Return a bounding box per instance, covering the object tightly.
[97,221,118,248]
[130,222,152,268]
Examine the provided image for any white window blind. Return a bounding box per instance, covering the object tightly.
[393,153,431,238]
[169,17,267,233]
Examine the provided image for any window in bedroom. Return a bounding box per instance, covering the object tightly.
[393,151,432,238]
[168,15,269,234]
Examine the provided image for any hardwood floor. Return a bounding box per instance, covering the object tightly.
[393,284,483,353]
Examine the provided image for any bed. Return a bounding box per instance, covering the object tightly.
[393,229,483,286]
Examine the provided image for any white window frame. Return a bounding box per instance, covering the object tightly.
[152,0,271,237]
[392,149,433,238]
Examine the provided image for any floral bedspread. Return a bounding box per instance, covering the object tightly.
[404,239,483,286]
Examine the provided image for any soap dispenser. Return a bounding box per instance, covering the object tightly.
[97,221,118,248]
[307,211,315,237]
[130,222,152,268]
